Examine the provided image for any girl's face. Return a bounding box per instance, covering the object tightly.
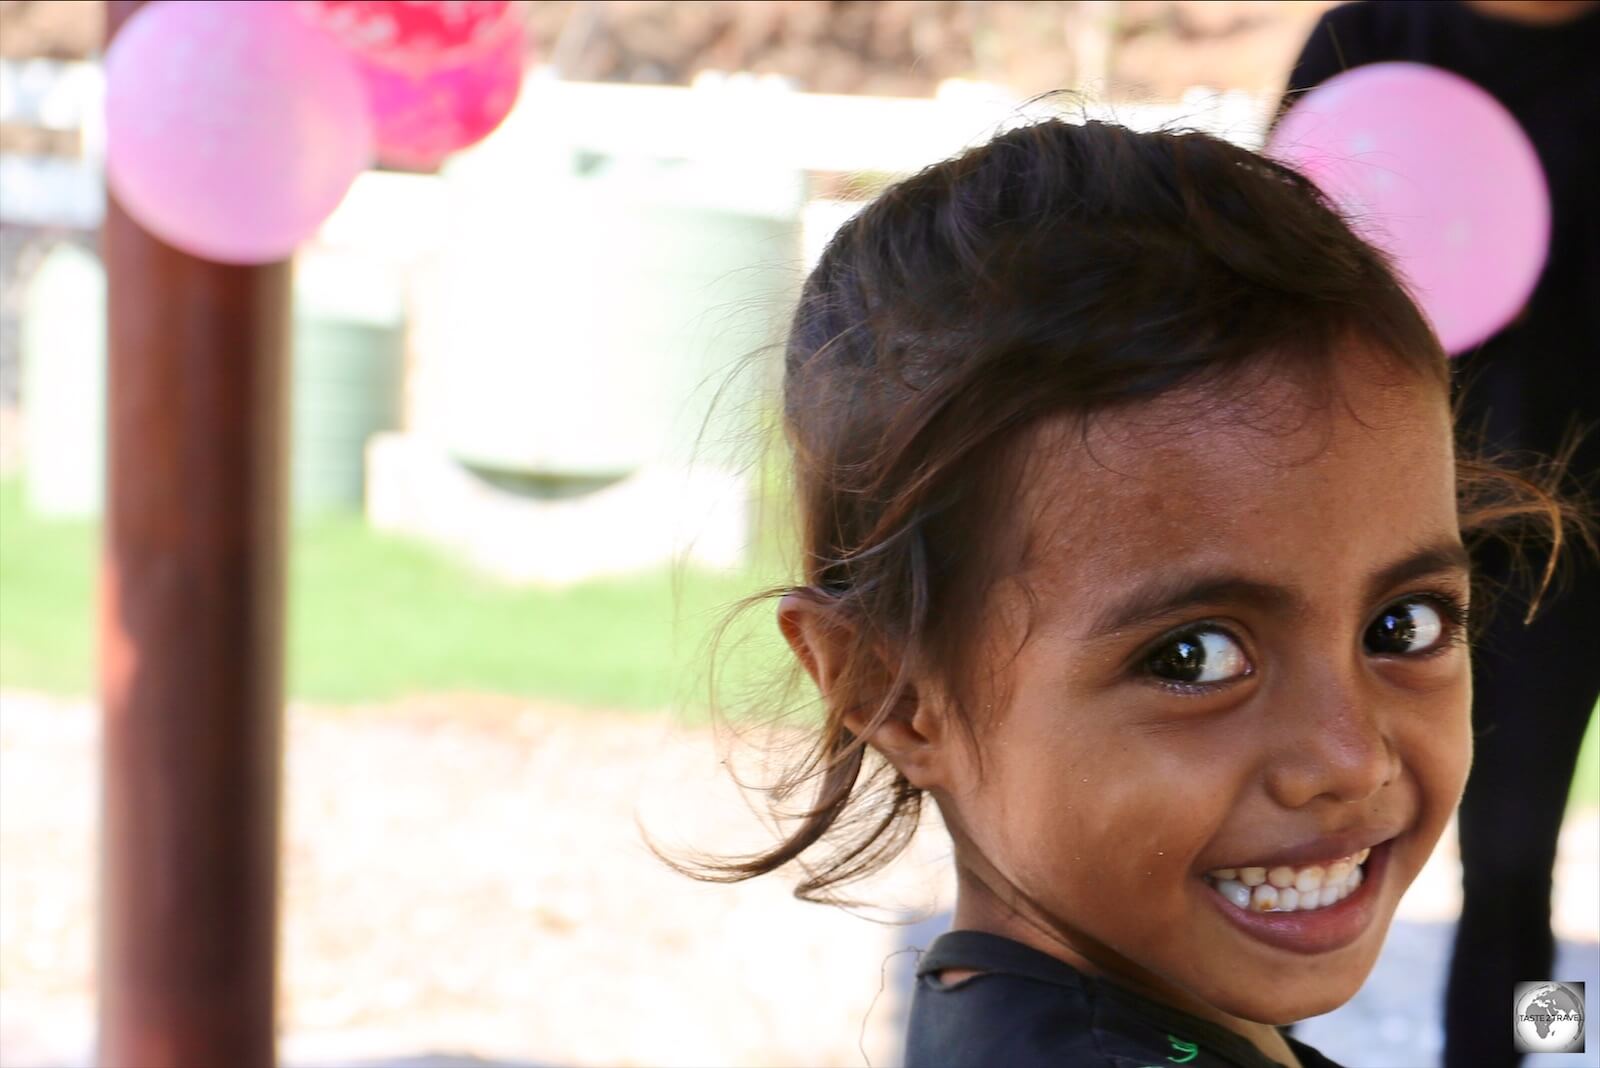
[933,354,1472,1032]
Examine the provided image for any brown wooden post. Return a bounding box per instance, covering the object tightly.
[98,2,288,1065]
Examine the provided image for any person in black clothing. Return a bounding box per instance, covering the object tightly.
[1282,5,1600,1066]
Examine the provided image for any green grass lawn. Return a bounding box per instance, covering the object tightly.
[0,478,790,719]
[0,480,98,694]
[1,475,1596,807]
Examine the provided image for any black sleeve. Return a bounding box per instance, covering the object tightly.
[1276,1,1385,126]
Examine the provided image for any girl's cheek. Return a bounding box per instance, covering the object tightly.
[1395,680,1474,819]
[1441,704,1474,809]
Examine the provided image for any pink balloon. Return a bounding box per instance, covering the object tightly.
[1269,62,1550,355]
[300,0,518,76]
[105,1,372,265]
[357,18,527,170]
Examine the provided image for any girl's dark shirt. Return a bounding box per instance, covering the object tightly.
[1282,1,1600,480]
[903,930,1346,1068]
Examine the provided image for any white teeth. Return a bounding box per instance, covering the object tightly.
[1207,845,1376,914]
[1211,858,1366,914]
[1217,879,1252,909]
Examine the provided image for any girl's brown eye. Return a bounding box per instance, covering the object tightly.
[1144,627,1251,685]
[1365,598,1449,655]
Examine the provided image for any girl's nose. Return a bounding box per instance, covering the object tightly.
[1264,667,1399,809]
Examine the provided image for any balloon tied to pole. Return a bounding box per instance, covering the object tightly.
[105,0,530,265]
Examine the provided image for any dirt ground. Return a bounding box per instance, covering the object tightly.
[0,690,956,1068]
[1,689,1596,1068]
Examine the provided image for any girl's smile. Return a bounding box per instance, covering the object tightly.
[1199,834,1394,955]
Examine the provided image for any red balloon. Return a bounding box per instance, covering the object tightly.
[300,0,519,75]
[359,15,527,169]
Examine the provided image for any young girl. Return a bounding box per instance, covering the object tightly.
[659,117,1581,1068]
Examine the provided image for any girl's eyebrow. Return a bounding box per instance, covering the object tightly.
[1079,538,1473,640]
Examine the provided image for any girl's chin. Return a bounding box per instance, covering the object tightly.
[1207,976,1363,1028]
[1202,926,1385,1020]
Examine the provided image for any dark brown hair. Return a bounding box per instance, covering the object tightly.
[650,118,1592,907]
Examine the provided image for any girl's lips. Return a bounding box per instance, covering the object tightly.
[1200,837,1396,956]
[1201,825,1403,873]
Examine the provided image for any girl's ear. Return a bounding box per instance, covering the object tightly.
[776,591,950,789]
[775,590,849,695]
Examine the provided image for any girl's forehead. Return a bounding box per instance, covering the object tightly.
[1006,360,1455,592]
[1064,350,1436,456]
[1026,350,1444,485]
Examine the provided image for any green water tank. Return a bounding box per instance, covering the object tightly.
[290,251,404,514]
[17,243,401,519]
